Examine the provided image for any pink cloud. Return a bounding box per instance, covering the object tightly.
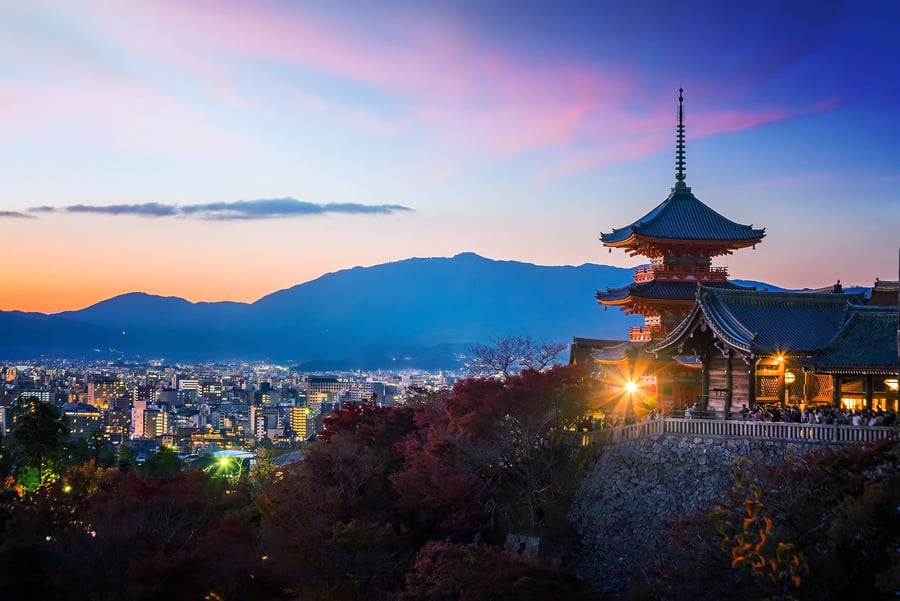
[24,1,834,175]
[78,0,639,155]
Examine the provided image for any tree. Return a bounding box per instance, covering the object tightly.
[467,335,566,379]
[257,400,420,599]
[0,466,283,601]
[8,396,69,489]
[401,541,603,601]
[393,365,595,539]
[142,446,183,479]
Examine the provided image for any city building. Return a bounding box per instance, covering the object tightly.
[62,402,102,439]
[287,406,313,441]
[88,376,126,410]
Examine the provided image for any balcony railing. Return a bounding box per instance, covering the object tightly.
[634,264,729,283]
[563,418,898,447]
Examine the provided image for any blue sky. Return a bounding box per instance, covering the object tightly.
[1,0,898,312]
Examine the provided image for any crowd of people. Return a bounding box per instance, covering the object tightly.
[738,403,897,427]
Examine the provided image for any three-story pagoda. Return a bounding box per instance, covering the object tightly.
[597,89,765,341]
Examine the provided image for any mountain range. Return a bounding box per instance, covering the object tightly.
[0,253,642,369]
[0,253,867,370]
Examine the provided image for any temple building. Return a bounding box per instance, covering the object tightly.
[573,90,899,418]
[651,285,898,415]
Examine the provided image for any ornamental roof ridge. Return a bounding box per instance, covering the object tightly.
[697,285,758,350]
[702,286,867,306]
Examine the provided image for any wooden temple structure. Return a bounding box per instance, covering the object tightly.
[595,89,765,343]
[572,90,900,417]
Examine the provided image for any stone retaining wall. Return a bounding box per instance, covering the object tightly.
[567,434,832,595]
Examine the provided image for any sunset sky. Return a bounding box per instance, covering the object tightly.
[2,0,898,313]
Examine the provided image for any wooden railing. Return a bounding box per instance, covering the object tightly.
[562,418,898,447]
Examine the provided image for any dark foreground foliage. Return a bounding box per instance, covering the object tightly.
[0,366,604,600]
[643,437,900,601]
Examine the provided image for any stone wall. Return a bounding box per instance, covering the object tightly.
[568,434,831,595]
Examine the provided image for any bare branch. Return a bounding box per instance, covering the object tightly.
[466,335,566,379]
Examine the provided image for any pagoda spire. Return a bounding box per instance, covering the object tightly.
[675,87,686,187]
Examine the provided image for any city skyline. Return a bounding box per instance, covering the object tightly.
[2,1,898,313]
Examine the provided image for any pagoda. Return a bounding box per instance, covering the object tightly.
[597,89,766,342]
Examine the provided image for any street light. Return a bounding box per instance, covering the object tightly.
[625,380,637,424]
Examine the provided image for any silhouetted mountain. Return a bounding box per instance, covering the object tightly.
[0,254,640,367]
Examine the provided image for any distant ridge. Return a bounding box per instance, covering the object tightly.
[0,254,639,368]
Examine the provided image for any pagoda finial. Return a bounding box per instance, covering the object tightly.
[675,87,686,185]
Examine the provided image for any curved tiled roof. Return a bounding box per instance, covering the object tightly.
[804,306,899,374]
[653,286,868,355]
[596,279,750,304]
[601,185,766,246]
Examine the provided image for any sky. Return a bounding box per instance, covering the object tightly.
[2,0,898,313]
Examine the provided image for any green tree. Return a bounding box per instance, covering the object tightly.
[142,446,183,479]
[9,396,69,489]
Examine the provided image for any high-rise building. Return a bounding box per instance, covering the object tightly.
[144,406,170,439]
[88,376,126,410]
[131,400,148,439]
[287,406,312,441]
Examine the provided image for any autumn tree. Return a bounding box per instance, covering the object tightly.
[257,400,420,599]
[401,541,603,601]
[394,365,595,540]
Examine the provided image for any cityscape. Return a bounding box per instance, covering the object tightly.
[1,359,453,462]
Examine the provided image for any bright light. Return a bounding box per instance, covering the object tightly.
[625,381,638,394]
[886,378,899,392]
[219,457,230,467]
[784,371,796,384]
[63,484,72,493]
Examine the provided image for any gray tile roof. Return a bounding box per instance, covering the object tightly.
[653,286,868,355]
[804,306,900,374]
[601,186,766,245]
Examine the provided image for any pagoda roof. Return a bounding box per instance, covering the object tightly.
[596,279,750,304]
[652,285,868,356]
[601,184,766,248]
[803,306,900,375]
